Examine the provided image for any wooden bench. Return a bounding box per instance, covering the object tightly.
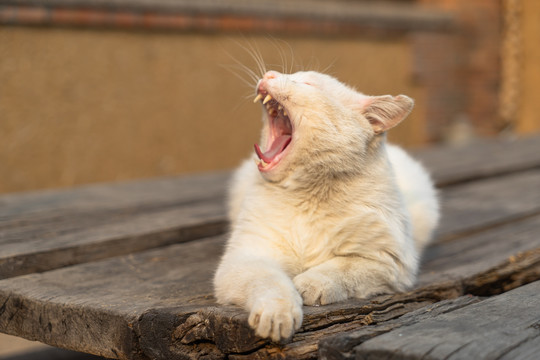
[1,135,540,360]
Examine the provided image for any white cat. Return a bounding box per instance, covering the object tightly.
[214,70,439,342]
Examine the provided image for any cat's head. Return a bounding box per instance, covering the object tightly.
[253,70,413,183]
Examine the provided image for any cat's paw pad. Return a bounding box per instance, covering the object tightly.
[248,295,303,342]
[293,271,348,306]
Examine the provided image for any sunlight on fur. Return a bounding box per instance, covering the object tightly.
[214,42,440,342]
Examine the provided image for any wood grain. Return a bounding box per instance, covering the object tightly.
[436,169,540,240]
[412,134,540,187]
[318,296,481,360]
[0,136,539,359]
[353,280,540,360]
[0,172,229,279]
[1,212,538,359]
[0,236,225,359]
[421,214,540,291]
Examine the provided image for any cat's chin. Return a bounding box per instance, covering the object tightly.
[254,158,292,183]
[256,161,286,182]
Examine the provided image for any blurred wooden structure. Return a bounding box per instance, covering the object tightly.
[1,135,539,359]
[1,0,538,194]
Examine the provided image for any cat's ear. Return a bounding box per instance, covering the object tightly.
[361,95,414,134]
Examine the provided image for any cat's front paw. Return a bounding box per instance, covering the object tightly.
[248,294,303,342]
[293,270,348,306]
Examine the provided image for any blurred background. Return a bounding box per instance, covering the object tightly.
[0,0,539,196]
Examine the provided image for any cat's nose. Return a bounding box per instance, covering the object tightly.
[263,71,280,80]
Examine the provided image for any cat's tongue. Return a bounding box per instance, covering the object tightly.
[254,135,292,163]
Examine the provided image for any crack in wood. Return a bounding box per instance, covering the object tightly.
[171,247,540,360]
[492,334,540,360]
[463,248,540,296]
[440,340,473,360]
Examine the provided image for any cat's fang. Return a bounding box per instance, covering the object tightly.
[253,94,263,103]
[278,104,283,111]
[263,95,272,104]
[260,159,268,167]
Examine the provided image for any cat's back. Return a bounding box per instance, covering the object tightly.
[386,144,439,251]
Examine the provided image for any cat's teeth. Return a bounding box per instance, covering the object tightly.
[278,104,283,111]
[253,94,263,103]
[254,158,268,167]
[283,110,288,117]
[263,95,272,104]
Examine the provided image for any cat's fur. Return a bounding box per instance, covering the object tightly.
[214,70,439,342]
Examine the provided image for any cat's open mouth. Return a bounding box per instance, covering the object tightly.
[253,90,293,172]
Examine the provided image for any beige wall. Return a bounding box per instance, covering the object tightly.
[517,0,540,134]
[0,27,424,194]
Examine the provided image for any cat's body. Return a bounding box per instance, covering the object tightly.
[214,70,439,342]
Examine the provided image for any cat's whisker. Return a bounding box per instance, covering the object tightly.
[220,64,258,88]
[306,56,318,72]
[236,61,260,83]
[225,38,267,81]
[269,37,295,74]
[220,45,261,88]
[320,58,338,76]
[283,40,295,74]
[244,41,267,78]
[274,40,288,74]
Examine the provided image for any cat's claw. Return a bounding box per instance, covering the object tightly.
[248,295,303,342]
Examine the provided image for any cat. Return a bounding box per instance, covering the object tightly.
[214,70,439,342]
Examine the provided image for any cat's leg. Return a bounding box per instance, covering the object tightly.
[214,250,303,341]
[293,256,414,305]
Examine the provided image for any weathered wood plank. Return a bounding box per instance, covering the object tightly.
[2,211,538,360]
[0,171,228,219]
[0,202,226,279]
[352,280,540,360]
[0,236,224,359]
[437,169,540,240]
[497,335,540,360]
[0,136,538,359]
[412,134,540,187]
[421,214,540,292]
[318,295,481,360]
[0,173,229,279]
